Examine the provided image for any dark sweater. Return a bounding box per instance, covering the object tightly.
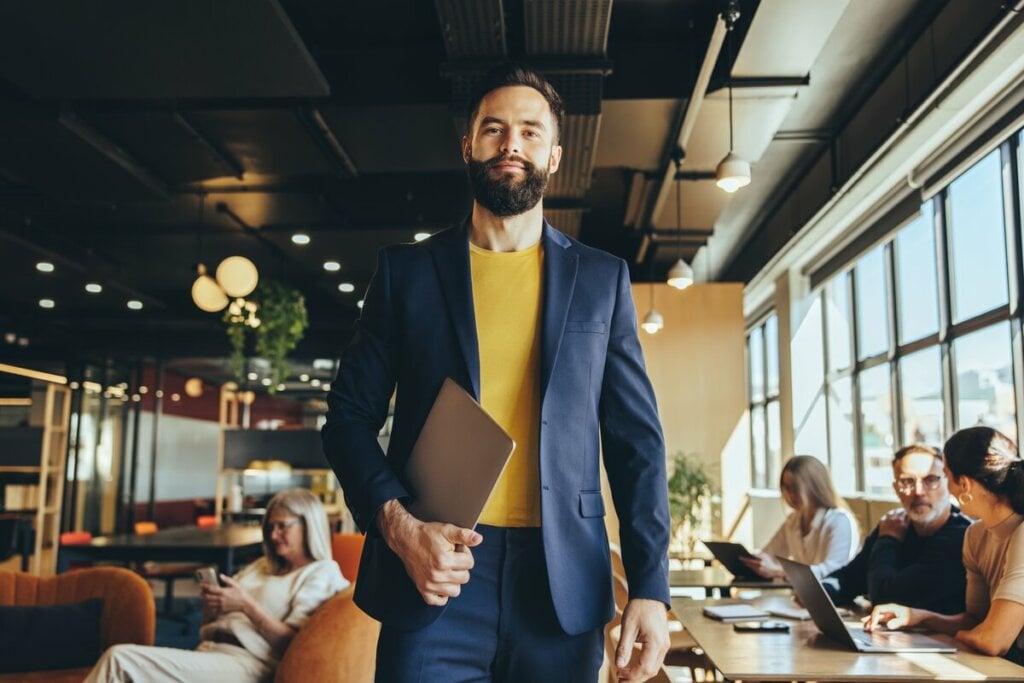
[823,507,970,614]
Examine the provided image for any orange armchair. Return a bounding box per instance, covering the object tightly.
[275,585,380,683]
[0,566,155,683]
[331,533,365,584]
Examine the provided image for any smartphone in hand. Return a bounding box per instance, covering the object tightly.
[194,566,220,586]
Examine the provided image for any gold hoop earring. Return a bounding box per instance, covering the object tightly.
[958,492,974,506]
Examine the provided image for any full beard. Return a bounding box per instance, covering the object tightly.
[466,153,550,217]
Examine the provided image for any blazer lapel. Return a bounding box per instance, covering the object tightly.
[540,222,578,400]
[430,221,481,400]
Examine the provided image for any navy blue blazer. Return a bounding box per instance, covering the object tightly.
[321,219,670,635]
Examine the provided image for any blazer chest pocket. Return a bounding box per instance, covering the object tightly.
[564,321,607,334]
[579,491,606,518]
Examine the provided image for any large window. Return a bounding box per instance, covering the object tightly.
[748,314,781,489]
[795,137,1023,495]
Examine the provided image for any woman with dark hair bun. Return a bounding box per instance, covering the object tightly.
[866,426,1024,663]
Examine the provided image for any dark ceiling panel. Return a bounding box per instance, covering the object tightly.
[322,104,464,173]
[0,117,171,202]
[0,0,328,99]
[84,111,243,184]
[187,109,333,176]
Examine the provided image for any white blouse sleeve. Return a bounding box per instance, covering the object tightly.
[809,509,855,579]
[283,561,348,630]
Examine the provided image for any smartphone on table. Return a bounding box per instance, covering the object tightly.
[733,620,790,632]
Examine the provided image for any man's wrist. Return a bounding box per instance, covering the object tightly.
[376,499,415,552]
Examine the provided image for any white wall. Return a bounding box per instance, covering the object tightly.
[133,413,220,500]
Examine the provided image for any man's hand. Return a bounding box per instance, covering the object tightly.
[376,499,482,606]
[738,551,784,579]
[615,598,669,682]
[878,509,910,541]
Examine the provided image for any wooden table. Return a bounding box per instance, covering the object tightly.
[673,596,1024,682]
[670,566,789,598]
[59,524,264,574]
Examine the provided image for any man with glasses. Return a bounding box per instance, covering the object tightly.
[823,444,970,614]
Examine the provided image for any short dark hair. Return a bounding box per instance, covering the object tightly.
[465,63,565,142]
[892,444,942,466]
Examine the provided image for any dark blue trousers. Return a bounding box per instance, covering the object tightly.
[374,525,604,683]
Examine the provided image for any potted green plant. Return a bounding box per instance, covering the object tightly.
[666,451,716,553]
[225,280,308,392]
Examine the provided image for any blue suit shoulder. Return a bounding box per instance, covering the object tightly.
[553,228,627,273]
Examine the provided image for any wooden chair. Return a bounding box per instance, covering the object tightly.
[57,530,94,572]
[133,521,202,620]
[608,545,719,681]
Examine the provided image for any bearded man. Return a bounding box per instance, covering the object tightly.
[322,63,671,682]
[823,444,970,614]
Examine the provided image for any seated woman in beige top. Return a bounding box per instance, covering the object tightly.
[85,488,348,683]
[867,427,1024,664]
[741,455,859,579]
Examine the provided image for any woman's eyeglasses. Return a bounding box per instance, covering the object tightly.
[895,474,944,494]
[264,518,303,533]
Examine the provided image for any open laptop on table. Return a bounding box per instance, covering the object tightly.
[778,557,955,653]
[702,541,773,583]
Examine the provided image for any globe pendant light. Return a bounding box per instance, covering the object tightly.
[192,263,229,312]
[216,256,259,298]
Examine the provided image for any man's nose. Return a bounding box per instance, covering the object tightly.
[499,131,522,156]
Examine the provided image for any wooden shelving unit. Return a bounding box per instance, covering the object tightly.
[0,383,71,575]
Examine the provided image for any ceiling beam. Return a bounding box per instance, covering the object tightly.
[296,107,359,179]
[172,112,246,180]
[57,111,171,199]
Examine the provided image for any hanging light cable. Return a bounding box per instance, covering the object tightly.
[667,152,695,290]
[716,1,751,194]
[640,281,664,334]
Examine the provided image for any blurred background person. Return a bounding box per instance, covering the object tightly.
[741,455,859,579]
[85,488,347,683]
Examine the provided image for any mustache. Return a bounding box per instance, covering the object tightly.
[483,153,536,172]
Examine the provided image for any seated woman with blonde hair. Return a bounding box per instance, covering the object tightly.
[867,426,1024,664]
[740,455,859,579]
[86,488,348,682]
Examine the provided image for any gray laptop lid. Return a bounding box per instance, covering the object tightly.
[779,556,956,653]
[404,378,516,530]
[779,557,860,648]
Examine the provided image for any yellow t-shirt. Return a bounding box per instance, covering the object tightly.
[470,240,543,527]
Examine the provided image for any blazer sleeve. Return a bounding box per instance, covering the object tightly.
[598,258,671,607]
[322,248,410,532]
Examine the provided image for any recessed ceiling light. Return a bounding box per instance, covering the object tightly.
[39,298,55,309]
[414,232,431,242]
[323,382,331,392]
[323,261,341,272]
[85,283,103,294]
[127,300,143,310]
[260,378,272,386]
[171,393,181,402]
[247,372,258,381]
[35,262,54,273]
[276,383,286,391]
[139,386,148,394]
[338,282,355,293]
[357,299,364,309]
[310,378,322,387]
[299,373,310,382]
[291,233,311,245]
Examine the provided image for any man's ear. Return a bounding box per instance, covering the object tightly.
[462,136,471,164]
[548,144,563,174]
